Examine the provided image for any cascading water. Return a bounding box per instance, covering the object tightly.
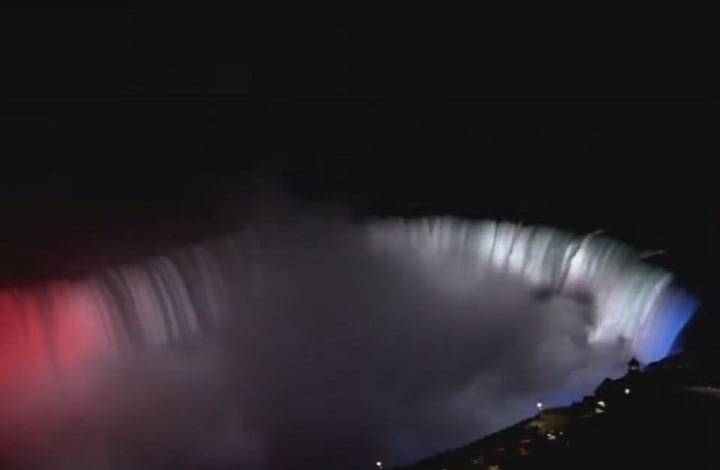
[0,242,231,389]
[370,218,697,364]
[0,216,698,469]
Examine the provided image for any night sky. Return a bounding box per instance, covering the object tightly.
[1,10,718,348]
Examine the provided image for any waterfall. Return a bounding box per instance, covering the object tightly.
[0,216,698,469]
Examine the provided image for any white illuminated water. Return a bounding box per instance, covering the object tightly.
[369,218,697,364]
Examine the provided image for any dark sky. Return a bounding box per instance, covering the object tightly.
[0,9,718,348]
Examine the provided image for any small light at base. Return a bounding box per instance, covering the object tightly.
[376,461,383,468]
[624,388,631,395]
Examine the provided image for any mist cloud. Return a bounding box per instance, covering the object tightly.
[0,204,690,469]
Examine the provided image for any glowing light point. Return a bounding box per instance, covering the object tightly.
[624,388,631,395]
[536,402,543,412]
[376,461,383,468]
